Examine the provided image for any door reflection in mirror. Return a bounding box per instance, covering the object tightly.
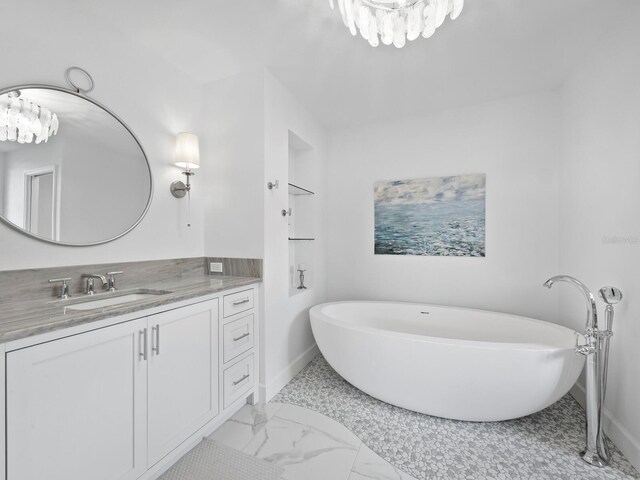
[25,168,58,241]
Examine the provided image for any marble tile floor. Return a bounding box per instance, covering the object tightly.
[272,354,640,480]
[208,402,417,480]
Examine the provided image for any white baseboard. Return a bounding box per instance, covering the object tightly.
[265,343,319,401]
[570,383,640,470]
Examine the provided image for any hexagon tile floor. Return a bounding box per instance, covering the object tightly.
[271,354,640,480]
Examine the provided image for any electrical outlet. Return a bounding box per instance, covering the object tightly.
[210,262,223,273]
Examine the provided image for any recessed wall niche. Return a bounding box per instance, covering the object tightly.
[287,131,316,296]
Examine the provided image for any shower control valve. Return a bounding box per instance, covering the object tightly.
[574,331,596,356]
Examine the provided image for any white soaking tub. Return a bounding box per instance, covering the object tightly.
[310,301,584,422]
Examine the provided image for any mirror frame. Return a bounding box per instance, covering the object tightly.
[0,84,153,246]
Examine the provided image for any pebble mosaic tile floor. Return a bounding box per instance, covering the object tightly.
[272,354,640,480]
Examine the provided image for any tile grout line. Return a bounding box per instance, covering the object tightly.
[237,402,286,453]
[346,441,365,480]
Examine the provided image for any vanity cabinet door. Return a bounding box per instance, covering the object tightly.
[147,299,219,467]
[6,318,148,480]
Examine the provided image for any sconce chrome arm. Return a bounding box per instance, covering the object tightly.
[170,169,196,198]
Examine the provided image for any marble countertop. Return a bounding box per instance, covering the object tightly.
[0,276,260,343]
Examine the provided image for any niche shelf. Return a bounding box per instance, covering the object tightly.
[288,183,315,196]
[287,131,316,296]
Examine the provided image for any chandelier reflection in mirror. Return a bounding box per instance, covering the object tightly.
[0,91,59,144]
[329,0,463,48]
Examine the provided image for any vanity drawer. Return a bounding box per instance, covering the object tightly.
[223,289,254,318]
[223,314,254,364]
[223,354,254,408]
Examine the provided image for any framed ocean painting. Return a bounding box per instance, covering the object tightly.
[374,174,486,257]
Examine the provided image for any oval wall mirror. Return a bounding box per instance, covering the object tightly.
[0,76,152,246]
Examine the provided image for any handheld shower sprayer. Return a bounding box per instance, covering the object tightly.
[597,286,623,463]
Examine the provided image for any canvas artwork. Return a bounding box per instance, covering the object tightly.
[374,174,486,257]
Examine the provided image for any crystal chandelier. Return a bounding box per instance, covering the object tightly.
[0,91,59,144]
[329,0,464,48]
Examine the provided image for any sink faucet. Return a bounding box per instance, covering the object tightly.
[82,274,108,295]
[543,275,608,467]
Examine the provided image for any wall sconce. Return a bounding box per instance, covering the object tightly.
[170,132,200,198]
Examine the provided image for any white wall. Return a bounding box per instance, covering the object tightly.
[202,71,265,259]
[263,71,328,399]
[201,70,328,400]
[326,92,562,322]
[57,131,149,244]
[0,8,204,270]
[560,16,640,468]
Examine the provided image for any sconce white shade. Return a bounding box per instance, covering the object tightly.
[174,132,200,170]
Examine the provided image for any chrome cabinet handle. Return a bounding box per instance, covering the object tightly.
[232,298,250,306]
[139,328,148,361]
[233,374,250,386]
[152,325,160,355]
[233,332,250,342]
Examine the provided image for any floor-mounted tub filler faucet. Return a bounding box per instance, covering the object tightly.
[543,275,623,467]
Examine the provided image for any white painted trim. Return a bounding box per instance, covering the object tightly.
[570,382,640,470]
[265,343,319,401]
[22,165,60,241]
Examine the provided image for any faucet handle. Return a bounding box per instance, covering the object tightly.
[49,277,72,299]
[106,271,123,292]
[574,331,596,356]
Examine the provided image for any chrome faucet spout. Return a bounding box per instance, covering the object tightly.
[543,275,598,331]
[82,274,108,295]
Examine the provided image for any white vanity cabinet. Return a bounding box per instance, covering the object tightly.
[3,284,260,480]
[147,300,219,466]
[7,318,149,480]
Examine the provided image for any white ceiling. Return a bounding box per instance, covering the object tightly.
[6,0,639,129]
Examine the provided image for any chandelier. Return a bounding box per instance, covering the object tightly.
[329,0,464,48]
[0,91,59,144]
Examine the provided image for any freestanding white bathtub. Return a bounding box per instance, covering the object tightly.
[310,301,584,422]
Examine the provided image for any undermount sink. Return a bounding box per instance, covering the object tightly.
[63,289,172,311]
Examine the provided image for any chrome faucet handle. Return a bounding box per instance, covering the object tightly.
[575,332,596,356]
[106,271,123,292]
[49,277,72,299]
